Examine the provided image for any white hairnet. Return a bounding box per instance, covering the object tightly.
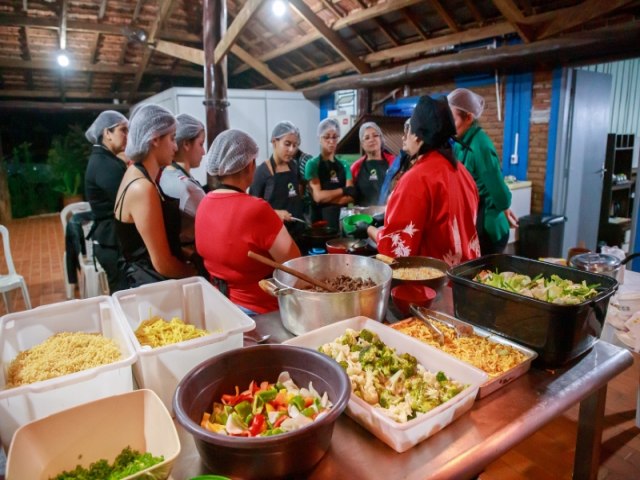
[447,88,485,119]
[359,121,382,142]
[271,121,300,142]
[205,129,258,177]
[176,114,205,145]
[317,118,340,138]
[124,104,176,162]
[85,110,128,144]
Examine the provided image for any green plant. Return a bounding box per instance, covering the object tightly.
[46,124,90,197]
[6,142,59,218]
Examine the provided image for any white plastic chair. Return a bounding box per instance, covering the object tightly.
[60,202,109,299]
[0,224,32,312]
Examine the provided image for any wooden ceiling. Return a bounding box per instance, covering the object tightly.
[0,0,639,110]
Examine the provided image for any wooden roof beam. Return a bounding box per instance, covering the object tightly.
[0,100,130,111]
[535,0,636,39]
[213,0,265,64]
[0,58,138,73]
[128,0,173,103]
[463,0,485,25]
[0,17,201,43]
[59,0,68,50]
[98,0,108,20]
[230,45,294,90]
[353,0,398,48]
[491,0,535,42]
[288,0,371,73]
[232,0,423,75]
[401,10,428,40]
[430,0,460,32]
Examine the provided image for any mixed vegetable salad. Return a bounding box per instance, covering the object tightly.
[318,329,465,423]
[474,270,599,305]
[200,372,332,437]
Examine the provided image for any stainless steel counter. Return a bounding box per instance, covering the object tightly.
[171,287,634,480]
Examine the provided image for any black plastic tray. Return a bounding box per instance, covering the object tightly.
[447,254,619,367]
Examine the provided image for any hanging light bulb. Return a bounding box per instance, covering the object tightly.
[272,0,287,17]
[57,51,70,67]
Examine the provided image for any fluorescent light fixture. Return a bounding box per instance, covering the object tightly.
[272,0,287,17]
[57,52,70,67]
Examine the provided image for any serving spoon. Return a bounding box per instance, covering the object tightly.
[248,251,338,293]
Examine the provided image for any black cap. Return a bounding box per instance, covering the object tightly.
[409,95,456,151]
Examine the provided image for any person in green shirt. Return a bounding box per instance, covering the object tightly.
[304,118,355,230]
[448,88,518,254]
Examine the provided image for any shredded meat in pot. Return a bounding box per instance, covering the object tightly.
[302,274,376,292]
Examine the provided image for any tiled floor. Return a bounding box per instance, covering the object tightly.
[0,214,67,315]
[0,215,638,478]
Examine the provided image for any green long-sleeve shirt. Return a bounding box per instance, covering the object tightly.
[453,122,512,243]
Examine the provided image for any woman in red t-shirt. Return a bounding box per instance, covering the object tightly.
[195,129,301,314]
[366,95,480,266]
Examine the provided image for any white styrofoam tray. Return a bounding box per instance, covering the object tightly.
[112,277,256,411]
[6,389,181,480]
[284,317,488,453]
[0,296,136,450]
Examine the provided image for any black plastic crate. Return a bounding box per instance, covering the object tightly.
[447,254,618,368]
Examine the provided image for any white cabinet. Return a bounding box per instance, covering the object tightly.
[508,181,532,244]
[133,87,320,185]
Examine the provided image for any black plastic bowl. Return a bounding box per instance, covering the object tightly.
[173,345,350,479]
[390,256,449,292]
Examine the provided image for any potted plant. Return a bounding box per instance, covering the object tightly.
[46,125,90,206]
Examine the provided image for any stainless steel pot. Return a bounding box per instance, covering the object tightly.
[570,252,640,282]
[260,254,392,335]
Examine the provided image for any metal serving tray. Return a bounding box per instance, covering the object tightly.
[392,309,538,399]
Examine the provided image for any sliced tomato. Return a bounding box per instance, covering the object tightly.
[249,413,267,436]
[273,414,289,428]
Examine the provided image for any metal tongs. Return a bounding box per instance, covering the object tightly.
[409,304,445,346]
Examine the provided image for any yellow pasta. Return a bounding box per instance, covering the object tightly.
[135,316,210,348]
[392,318,527,378]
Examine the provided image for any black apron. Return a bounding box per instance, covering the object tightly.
[355,158,388,207]
[266,157,305,238]
[313,157,346,230]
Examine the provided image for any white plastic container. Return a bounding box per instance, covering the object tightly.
[284,317,488,452]
[6,389,181,480]
[112,277,256,411]
[0,296,136,450]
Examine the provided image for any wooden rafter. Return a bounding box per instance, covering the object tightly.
[355,0,399,47]
[0,100,130,111]
[232,0,423,75]
[98,0,108,21]
[154,40,205,65]
[463,0,484,25]
[230,45,294,90]
[287,60,352,84]
[128,0,173,102]
[0,58,138,73]
[535,0,636,39]
[430,0,460,32]
[491,0,535,42]
[0,16,200,43]
[132,0,144,22]
[288,0,371,73]
[59,0,68,50]
[214,0,265,64]
[401,10,428,40]
[363,21,515,63]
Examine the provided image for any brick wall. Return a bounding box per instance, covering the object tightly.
[528,70,553,213]
[371,72,554,214]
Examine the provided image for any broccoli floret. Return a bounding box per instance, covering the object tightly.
[436,371,448,383]
[359,345,378,365]
[379,389,395,408]
[358,329,375,343]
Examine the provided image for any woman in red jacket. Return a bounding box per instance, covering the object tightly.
[366,95,480,266]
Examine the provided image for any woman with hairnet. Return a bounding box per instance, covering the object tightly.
[366,95,481,265]
[350,121,394,207]
[249,121,305,242]
[304,118,355,230]
[448,88,518,255]
[114,104,197,287]
[84,110,130,293]
[158,113,206,254]
[195,129,301,315]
